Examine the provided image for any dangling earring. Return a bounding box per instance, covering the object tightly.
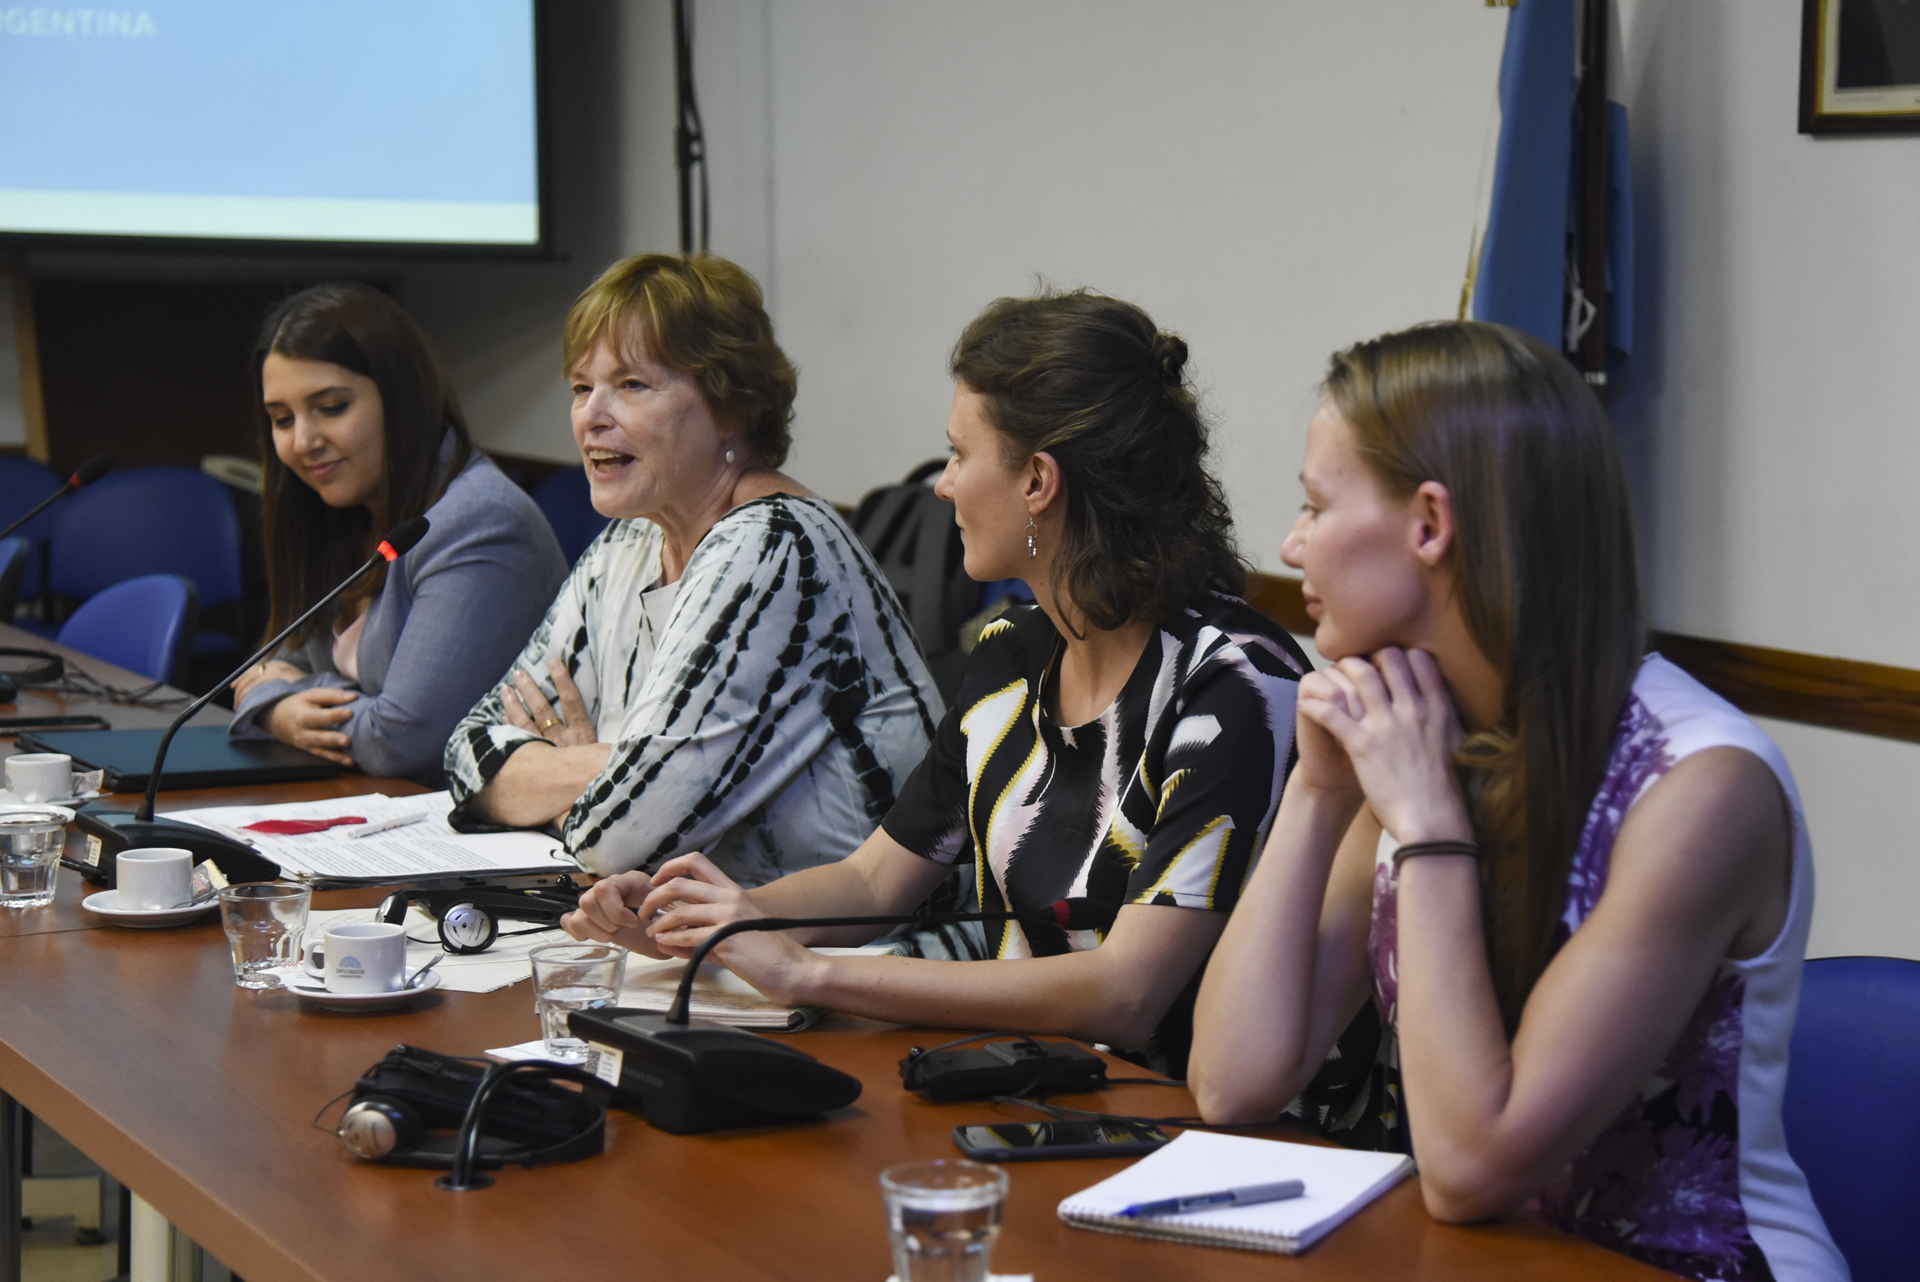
[1026,516,1038,559]
[725,448,736,465]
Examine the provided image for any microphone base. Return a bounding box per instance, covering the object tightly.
[567,1009,862,1135]
[65,806,282,887]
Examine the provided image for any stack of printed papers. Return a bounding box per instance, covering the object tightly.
[163,791,578,882]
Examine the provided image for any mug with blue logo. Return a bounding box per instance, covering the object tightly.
[303,921,408,994]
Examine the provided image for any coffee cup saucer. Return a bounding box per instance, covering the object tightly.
[0,787,102,808]
[81,890,219,928]
[270,967,441,1012]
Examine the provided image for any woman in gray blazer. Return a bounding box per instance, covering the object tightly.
[230,283,568,783]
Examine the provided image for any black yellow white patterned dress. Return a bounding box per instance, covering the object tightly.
[881,596,1311,1072]
[445,496,942,883]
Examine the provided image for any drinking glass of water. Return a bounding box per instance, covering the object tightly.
[217,883,311,989]
[0,806,72,908]
[879,1159,1009,1282]
[529,942,626,1060]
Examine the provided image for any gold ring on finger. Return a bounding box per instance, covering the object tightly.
[541,717,559,732]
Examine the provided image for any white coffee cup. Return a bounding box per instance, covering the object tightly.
[115,847,194,911]
[303,921,407,994]
[6,753,72,805]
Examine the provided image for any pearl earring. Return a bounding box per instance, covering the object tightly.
[725,448,735,465]
[1026,516,1038,559]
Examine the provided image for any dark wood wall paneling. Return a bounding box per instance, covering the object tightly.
[31,278,288,475]
[1245,571,1920,745]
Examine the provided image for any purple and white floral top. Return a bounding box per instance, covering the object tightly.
[1367,655,1849,1282]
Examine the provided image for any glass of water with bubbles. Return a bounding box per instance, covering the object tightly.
[880,1159,1009,1282]
[529,942,627,1060]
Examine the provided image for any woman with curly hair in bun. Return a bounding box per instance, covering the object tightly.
[562,289,1315,1076]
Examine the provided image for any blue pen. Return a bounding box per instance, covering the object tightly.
[1117,1179,1305,1218]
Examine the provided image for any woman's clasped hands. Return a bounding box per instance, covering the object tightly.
[1295,647,1473,845]
[563,853,818,1003]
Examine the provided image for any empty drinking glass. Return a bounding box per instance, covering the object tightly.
[0,806,73,908]
[880,1159,1009,1282]
[217,883,311,989]
[529,942,626,1060]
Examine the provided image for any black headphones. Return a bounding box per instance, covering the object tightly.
[377,875,583,955]
[0,648,63,687]
[330,1045,605,1178]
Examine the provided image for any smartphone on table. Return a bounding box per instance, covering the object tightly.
[951,1120,1171,1162]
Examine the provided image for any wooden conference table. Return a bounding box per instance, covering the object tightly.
[0,630,1673,1281]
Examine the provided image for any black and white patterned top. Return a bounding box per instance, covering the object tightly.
[445,495,942,882]
[881,595,1311,1072]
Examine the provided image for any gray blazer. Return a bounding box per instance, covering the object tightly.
[231,448,570,784]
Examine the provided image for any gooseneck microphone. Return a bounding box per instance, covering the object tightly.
[566,897,1122,1136]
[0,455,113,542]
[74,518,430,883]
[666,898,1121,1023]
[133,516,431,823]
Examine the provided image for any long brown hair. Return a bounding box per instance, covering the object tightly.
[254,283,471,645]
[1324,321,1643,1032]
[950,289,1246,631]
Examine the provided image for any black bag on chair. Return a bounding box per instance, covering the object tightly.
[850,459,985,703]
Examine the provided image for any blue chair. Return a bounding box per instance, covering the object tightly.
[532,467,608,565]
[0,536,31,623]
[0,456,65,602]
[55,575,199,685]
[1782,955,1920,1282]
[48,467,244,661]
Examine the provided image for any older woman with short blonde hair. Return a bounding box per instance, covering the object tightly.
[445,253,940,883]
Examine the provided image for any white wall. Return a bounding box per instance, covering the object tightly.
[1614,0,1920,669]
[417,0,771,463]
[746,1,1508,569]
[403,1,681,463]
[1613,0,1920,959]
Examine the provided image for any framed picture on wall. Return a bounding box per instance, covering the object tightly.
[1801,0,1920,134]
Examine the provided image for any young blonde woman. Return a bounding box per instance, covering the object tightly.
[1188,321,1846,1281]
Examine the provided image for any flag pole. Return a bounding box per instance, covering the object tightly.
[1576,0,1611,390]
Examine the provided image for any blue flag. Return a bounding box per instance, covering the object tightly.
[1472,0,1633,363]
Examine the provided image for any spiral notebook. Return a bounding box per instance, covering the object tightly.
[1057,1130,1413,1255]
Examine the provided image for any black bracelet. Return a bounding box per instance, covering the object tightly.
[1391,839,1481,869]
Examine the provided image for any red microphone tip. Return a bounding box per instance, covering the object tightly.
[377,540,399,563]
[70,456,114,488]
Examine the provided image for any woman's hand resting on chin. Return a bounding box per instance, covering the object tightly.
[1296,647,1474,845]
